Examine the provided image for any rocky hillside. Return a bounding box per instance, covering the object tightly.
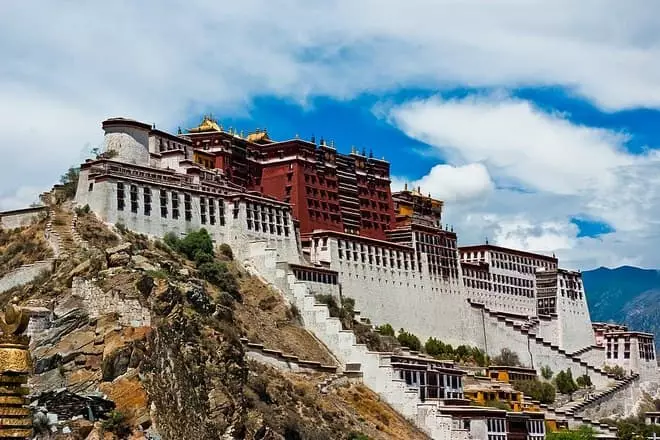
[2,205,428,440]
[583,266,660,351]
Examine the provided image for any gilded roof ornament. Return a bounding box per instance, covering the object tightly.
[0,300,33,439]
[188,115,223,133]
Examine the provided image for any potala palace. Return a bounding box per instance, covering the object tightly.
[7,116,658,439]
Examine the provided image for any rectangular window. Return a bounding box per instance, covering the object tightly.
[160,190,168,218]
[209,199,216,225]
[171,192,180,219]
[130,185,139,213]
[184,194,192,222]
[200,197,207,224]
[143,187,152,216]
[117,182,125,211]
[219,200,225,226]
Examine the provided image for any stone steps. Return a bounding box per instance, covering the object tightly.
[245,260,450,438]
[475,302,619,382]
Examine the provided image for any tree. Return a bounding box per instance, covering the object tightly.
[492,348,521,366]
[177,228,214,261]
[59,166,80,200]
[546,425,595,440]
[512,379,556,404]
[602,364,626,380]
[397,329,421,351]
[424,337,446,357]
[375,323,395,337]
[576,374,592,388]
[555,369,578,396]
[541,365,554,380]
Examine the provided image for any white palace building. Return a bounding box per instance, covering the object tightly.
[70,117,659,439]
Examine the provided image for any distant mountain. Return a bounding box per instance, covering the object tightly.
[583,266,660,351]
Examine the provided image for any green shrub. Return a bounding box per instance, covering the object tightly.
[375,323,395,337]
[101,410,131,437]
[512,379,556,404]
[219,243,234,260]
[555,369,578,396]
[602,364,626,380]
[492,348,521,366]
[177,228,214,260]
[397,329,421,351]
[485,400,512,411]
[576,374,592,388]
[541,365,554,380]
[348,433,371,440]
[198,261,240,300]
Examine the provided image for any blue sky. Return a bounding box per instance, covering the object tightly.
[2,0,660,270]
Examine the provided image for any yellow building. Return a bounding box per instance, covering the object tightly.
[464,375,542,413]
[487,365,537,383]
[193,150,215,169]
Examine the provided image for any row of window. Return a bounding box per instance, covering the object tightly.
[336,240,415,270]
[245,202,290,237]
[117,183,228,226]
[293,269,338,285]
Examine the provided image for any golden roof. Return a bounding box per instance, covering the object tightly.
[188,116,223,133]
[247,130,269,143]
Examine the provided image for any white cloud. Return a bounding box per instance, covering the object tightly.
[2,1,660,269]
[388,95,660,269]
[393,163,494,203]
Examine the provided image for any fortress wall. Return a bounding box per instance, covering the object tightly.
[557,294,596,353]
[79,177,300,265]
[536,318,560,347]
[481,308,612,389]
[0,260,54,294]
[0,207,47,230]
[72,277,150,327]
[319,237,485,347]
[578,380,643,420]
[464,287,536,318]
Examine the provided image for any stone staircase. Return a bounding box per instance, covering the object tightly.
[548,373,639,418]
[474,302,619,383]
[50,206,76,259]
[244,260,455,439]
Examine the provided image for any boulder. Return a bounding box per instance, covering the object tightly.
[105,243,131,256]
[69,260,91,278]
[131,255,158,272]
[108,252,130,267]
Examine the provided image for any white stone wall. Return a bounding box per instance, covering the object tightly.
[0,260,54,294]
[0,208,47,230]
[76,176,300,265]
[578,379,643,420]
[464,286,536,317]
[315,237,484,348]
[104,125,151,166]
[480,306,612,389]
[536,317,561,347]
[605,335,658,380]
[72,278,150,327]
[556,287,596,353]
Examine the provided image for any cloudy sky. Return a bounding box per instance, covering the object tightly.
[2,0,660,270]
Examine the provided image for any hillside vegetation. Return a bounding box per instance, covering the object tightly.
[0,215,53,277]
[6,206,427,439]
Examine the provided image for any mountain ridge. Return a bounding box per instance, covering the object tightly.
[583,265,660,351]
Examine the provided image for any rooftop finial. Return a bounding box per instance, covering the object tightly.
[311,134,316,144]
[177,126,182,135]
[361,147,366,156]
[369,148,373,158]
[320,137,325,146]
[404,183,408,190]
